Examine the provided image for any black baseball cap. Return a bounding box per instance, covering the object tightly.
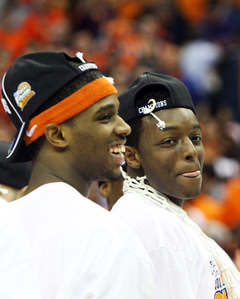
[118,72,195,123]
[0,141,32,189]
[1,51,99,163]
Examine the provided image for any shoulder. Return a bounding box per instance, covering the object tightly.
[15,183,152,262]
[112,192,182,232]
[112,192,204,254]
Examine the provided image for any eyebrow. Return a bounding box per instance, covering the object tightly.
[95,103,116,114]
[162,123,202,131]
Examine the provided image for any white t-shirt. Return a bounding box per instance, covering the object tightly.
[9,182,154,299]
[111,192,238,299]
[0,197,42,299]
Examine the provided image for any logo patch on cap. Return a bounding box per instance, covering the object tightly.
[13,82,35,110]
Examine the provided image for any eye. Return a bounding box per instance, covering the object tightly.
[160,138,176,146]
[192,135,202,142]
[163,139,174,144]
[98,114,112,122]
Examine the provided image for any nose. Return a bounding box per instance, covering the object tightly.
[183,138,198,161]
[115,115,131,136]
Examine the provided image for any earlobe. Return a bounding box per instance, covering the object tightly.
[125,146,141,169]
[45,124,69,148]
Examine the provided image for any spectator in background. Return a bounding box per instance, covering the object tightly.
[217,176,240,230]
[178,25,223,108]
[0,141,32,202]
[98,178,124,210]
[98,163,127,210]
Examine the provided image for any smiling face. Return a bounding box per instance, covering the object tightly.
[131,107,204,206]
[65,94,131,183]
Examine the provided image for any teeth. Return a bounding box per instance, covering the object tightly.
[109,145,125,154]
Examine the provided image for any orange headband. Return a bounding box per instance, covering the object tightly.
[24,77,117,145]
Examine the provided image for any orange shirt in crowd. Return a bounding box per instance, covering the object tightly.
[183,193,223,222]
[175,0,209,24]
[218,176,240,230]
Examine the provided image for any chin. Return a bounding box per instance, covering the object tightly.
[99,167,122,182]
[184,188,201,199]
[110,169,122,182]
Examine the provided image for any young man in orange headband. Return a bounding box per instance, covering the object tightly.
[1,51,154,298]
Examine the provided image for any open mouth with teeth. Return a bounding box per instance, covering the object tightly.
[109,144,126,157]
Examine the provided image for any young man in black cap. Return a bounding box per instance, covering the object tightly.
[111,72,240,299]
[0,141,32,202]
[1,52,154,299]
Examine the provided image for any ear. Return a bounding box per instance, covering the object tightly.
[125,146,141,169]
[99,182,111,198]
[17,186,28,199]
[234,249,240,271]
[45,124,69,148]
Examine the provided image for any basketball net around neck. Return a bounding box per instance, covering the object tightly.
[120,168,240,299]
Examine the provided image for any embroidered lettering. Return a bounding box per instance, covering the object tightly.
[138,100,167,114]
[78,63,98,71]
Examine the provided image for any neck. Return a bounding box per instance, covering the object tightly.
[25,161,91,197]
[126,169,183,207]
[167,196,184,207]
[122,169,171,206]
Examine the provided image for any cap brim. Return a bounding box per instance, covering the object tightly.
[5,122,32,164]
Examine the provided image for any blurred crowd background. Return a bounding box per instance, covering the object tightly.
[2,0,240,266]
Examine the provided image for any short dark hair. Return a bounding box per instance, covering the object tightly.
[126,86,170,148]
[28,68,103,160]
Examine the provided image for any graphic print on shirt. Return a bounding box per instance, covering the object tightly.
[210,260,229,299]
